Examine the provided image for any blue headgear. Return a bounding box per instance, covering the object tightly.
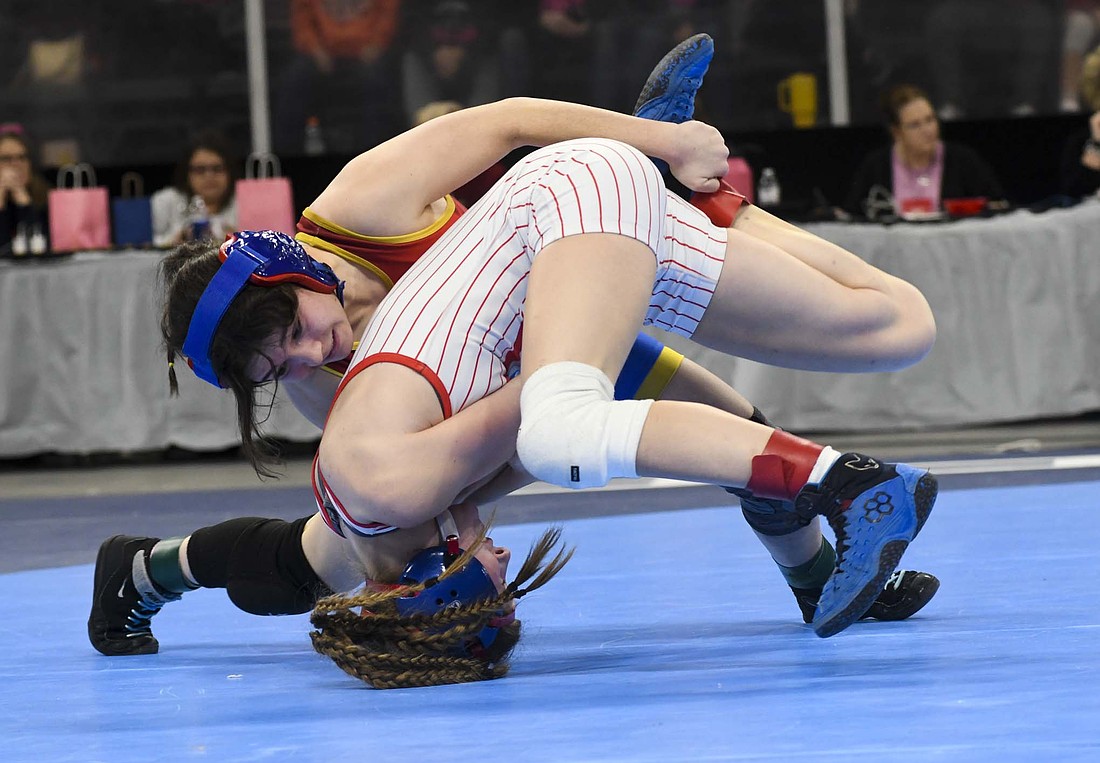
[181,230,345,387]
[395,531,507,657]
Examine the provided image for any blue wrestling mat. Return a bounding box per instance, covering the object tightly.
[2,480,1099,762]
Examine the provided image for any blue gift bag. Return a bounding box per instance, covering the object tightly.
[111,172,153,248]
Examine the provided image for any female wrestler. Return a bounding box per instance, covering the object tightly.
[161,118,935,632]
[97,46,938,684]
[301,135,938,644]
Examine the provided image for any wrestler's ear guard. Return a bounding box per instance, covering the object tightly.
[181,230,345,387]
[394,542,508,656]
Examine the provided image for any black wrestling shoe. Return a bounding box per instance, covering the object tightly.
[88,535,180,656]
[791,569,941,624]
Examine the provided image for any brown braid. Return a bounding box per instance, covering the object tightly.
[310,525,573,689]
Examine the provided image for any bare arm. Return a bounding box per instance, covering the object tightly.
[311,97,729,236]
[318,364,522,529]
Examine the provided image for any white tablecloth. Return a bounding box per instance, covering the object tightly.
[0,250,316,457]
[2,201,1098,457]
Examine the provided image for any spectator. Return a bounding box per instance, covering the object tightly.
[0,124,49,255]
[845,84,1005,218]
[273,0,402,154]
[925,0,1057,119]
[1061,1,1100,112]
[1059,46,1100,197]
[151,132,239,248]
[401,0,500,128]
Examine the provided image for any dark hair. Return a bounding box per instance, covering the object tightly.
[880,84,932,128]
[310,525,573,689]
[0,130,50,208]
[159,239,299,476]
[172,130,241,209]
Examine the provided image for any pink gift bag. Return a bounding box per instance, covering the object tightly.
[48,163,111,252]
[234,153,296,235]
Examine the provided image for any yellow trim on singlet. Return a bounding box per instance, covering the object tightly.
[295,198,459,291]
[295,232,395,290]
[320,341,360,378]
[301,199,457,244]
[635,346,684,400]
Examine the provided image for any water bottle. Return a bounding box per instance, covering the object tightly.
[304,116,326,156]
[757,167,781,208]
[28,222,47,255]
[11,222,27,256]
[187,194,211,241]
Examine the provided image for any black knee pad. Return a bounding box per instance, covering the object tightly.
[189,516,332,616]
[228,516,333,615]
[728,487,814,536]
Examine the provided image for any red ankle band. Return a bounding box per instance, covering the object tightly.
[745,430,824,501]
[691,179,747,228]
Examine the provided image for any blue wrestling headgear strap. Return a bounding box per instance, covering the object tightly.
[391,512,511,657]
[181,230,345,387]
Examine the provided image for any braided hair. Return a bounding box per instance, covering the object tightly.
[310,525,573,689]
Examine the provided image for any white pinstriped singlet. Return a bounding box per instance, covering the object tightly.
[338,138,729,420]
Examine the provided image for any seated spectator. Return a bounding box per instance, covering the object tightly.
[151,132,239,248]
[272,0,402,154]
[0,124,49,255]
[845,84,1006,218]
[1059,46,1100,197]
[401,0,500,128]
[1061,1,1100,112]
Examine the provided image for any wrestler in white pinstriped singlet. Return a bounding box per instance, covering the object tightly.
[341,138,729,419]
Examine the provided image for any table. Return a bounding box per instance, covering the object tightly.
[2,201,1099,458]
[0,250,316,458]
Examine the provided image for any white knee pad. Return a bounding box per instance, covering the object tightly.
[517,362,654,489]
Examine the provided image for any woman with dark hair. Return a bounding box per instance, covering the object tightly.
[151,131,240,247]
[844,84,1005,218]
[0,124,50,254]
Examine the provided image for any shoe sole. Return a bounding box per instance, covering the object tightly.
[813,472,938,638]
[632,33,714,122]
[88,535,160,656]
[862,573,941,621]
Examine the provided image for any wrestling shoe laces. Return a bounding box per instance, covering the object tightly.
[88,535,180,656]
[796,454,937,638]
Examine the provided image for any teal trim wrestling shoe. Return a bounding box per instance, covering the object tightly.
[633,33,715,124]
[796,455,938,638]
[791,569,941,624]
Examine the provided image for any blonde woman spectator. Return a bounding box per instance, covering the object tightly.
[1059,46,1100,196]
[1061,1,1100,112]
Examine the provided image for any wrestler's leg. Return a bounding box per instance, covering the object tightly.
[89,514,358,656]
[689,215,935,373]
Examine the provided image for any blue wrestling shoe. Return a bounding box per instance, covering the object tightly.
[732,488,941,625]
[794,455,938,638]
[633,33,715,123]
